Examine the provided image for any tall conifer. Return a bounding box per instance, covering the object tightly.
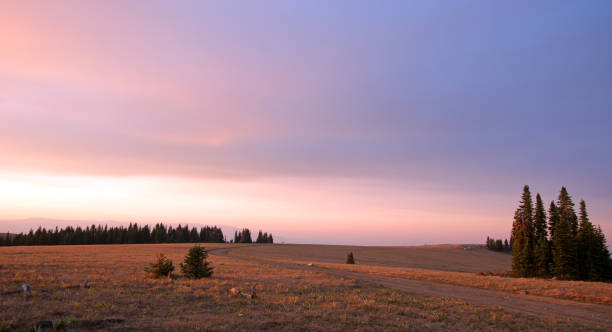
[511,185,535,277]
[533,194,549,277]
[576,200,594,280]
[552,187,578,280]
[591,225,612,281]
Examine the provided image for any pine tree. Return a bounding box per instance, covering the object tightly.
[558,187,578,236]
[346,252,355,264]
[547,201,559,271]
[533,194,547,239]
[238,228,252,243]
[190,227,199,243]
[552,187,578,280]
[576,200,594,280]
[533,194,549,277]
[144,253,174,278]
[591,225,612,281]
[180,246,213,279]
[511,185,535,277]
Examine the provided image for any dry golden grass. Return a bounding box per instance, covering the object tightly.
[232,245,612,305]
[0,244,593,331]
[237,244,511,273]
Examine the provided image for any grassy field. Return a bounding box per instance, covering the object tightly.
[0,244,595,331]
[234,244,512,273]
[232,244,612,305]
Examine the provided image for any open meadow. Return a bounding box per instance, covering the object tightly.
[231,244,512,273]
[0,244,609,331]
[231,244,612,305]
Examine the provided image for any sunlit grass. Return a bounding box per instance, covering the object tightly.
[0,244,595,331]
[232,248,612,305]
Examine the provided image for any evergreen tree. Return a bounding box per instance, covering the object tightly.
[485,236,509,252]
[591,226,612,281]
[547,201,559,271]
[548,202,559,240]
[243,228,252,243]
[144,253,175,278]
[234,228,253,243]
[346,252,355,264]
[256,230,265,243]
[511,185,535,277]
[576,200,595,280]
[558,187,578,236]
[533,194,547,239]
[180,246,213,279]
[533,236,550,278]
[552,187,578,280]
[533,193,549,277]
[189,227,199,243]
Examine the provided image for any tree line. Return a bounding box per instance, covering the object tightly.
[231,228,274,243]
[0,223,274,246]
[510,185,611,281]
[485,237,510,252]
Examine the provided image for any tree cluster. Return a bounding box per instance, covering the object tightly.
[0,223,225,246]
[485,237,510,252]
[255,230,274,243]
[233,228,253,243]
[511,185,611,281]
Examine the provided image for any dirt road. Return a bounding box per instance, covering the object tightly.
[211,246,612,329]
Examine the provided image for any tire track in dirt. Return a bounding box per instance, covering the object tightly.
[210,246,612,329]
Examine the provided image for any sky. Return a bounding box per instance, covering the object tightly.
[1,1,611,245]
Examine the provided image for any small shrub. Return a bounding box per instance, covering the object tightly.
[180,246,213,279]
[346,252,355,264]
[0,321,14,332]
[52,318,71,330]
[432,311,447,322]
[29,325,42,332]
[144,253,174,278]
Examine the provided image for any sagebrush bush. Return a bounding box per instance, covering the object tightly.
[180,246,213,279]
[144,253,174,278]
